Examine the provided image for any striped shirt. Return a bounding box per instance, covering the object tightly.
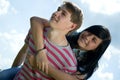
[14,28,77,80]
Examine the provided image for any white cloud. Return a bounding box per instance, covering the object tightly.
[11,7,18,14]
[95,64,114,80]
[81,0,120,15]
[0,30,26,69]
[103,46,112,60]
[0,30,25,53]
[0,54,13,69]
[119,56,120,69]
[0,0,18,15]
[91,44,120,80]
[103,45,120,60]
[90,45,120,80]
[0,0,10,15]
[97,72,114,80]
[101,45,120,74]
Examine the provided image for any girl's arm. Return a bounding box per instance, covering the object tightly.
[48,65,85,80]
[12,43,28,67]
[28,54,85,80]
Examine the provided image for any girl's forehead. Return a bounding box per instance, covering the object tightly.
[82,31,98,37]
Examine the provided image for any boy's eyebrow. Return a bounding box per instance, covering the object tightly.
[63,7,70,15]
[63,9,67,14]
[58,6,68,15]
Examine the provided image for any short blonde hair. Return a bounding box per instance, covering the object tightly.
[62,1,83,32]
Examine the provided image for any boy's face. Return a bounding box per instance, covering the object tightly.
[49,6,74,31]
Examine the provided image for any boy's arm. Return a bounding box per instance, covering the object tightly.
[29,17,86,80]
[30,16,49,73]
[12,43,28,67]
[30,16,49,50]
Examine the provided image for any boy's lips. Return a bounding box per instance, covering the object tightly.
[51,16,58,22]
[51,16,57,21]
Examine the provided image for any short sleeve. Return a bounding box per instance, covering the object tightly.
[24,29,31,44]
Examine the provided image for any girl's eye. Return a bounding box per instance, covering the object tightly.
[93,37,96,43]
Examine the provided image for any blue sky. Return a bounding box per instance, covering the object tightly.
[0,0,120,80]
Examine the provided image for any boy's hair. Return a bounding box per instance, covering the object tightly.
[63,1,83,32]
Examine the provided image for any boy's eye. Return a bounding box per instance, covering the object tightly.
[62,12,65,16]
[57,7,67,16]
[57,7,61,11]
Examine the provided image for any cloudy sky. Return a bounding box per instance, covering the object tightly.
[0,0,120,80]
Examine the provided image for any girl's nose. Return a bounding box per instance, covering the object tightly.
[86,35,94,43]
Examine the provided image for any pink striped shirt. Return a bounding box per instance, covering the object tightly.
[14,28,77,80]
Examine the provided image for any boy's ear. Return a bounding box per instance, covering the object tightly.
[70,23,77,30]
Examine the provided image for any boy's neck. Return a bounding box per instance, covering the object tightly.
[47,29,68,46]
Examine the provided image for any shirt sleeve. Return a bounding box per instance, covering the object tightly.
[24,29,31,44]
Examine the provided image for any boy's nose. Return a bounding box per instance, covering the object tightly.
[55,11,62,16]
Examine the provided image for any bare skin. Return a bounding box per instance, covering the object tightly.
[78,31,102,51]
[29,16,102,79]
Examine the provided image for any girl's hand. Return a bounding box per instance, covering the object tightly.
[35,49,49,74]
[73,71,86,80]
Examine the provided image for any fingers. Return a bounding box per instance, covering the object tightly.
[27,54,34,67]
[75,73,86,80]
[41,62,44,71]
[27,54,48,74]
[37,62,48,74]
[44,63,48,74]
[34,49,48,74]
[75,71,81,75]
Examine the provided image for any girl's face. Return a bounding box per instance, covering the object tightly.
[77,31,102,51]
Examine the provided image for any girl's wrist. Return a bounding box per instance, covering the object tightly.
[36,46,46,54]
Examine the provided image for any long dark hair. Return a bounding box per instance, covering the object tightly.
[67,25,111,79]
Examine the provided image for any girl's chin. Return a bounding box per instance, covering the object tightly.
[79,45,86,50]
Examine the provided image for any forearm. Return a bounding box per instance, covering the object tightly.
[28,54,84,80]
[30,16,49,50]
[12,44,28,67]
[48,65,78,80]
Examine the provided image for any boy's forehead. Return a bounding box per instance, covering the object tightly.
[59,5,72,14]
[59,5,66,9]
[60,4,71,9]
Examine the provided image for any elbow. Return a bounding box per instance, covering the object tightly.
[30,16,39,28]
[30,16,38,22]
[30,16,44,29]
